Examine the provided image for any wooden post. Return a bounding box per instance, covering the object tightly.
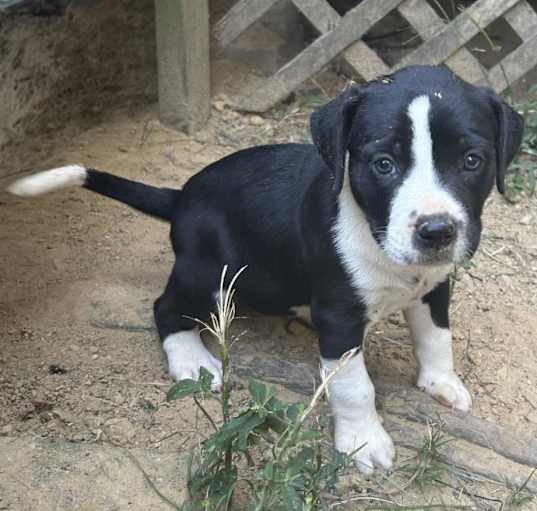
[154,0,210,134]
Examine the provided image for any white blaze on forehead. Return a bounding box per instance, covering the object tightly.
[382,95,468,265]
[408,95,434,178]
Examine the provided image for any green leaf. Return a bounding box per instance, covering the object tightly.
[283,484,303,510]
[265,396,287,413]
[237,413,267,449]
[203,410,256,452]
[166,367,215,402]
[198,366,215,393]
[166,379,201,401]
[286,402,304,422]
[262,461,274,480]
[294,430,323,443]
[248,379,275,406]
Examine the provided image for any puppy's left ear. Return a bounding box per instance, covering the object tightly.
[310,85,362,195]
[482,89,524,194]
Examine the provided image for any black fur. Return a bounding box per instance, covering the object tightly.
[85,169,178,221]
[423,279,450,329]
[52,66,524,360]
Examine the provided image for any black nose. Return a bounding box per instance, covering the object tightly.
[415,215,456,249]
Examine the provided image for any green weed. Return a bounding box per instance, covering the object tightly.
[506,90,537,201]
[167,266,357,510]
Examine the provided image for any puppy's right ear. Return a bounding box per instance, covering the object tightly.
[310,85,362,194]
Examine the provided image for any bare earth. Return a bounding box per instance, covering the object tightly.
[1,3,537,509]
[1,98,536,509]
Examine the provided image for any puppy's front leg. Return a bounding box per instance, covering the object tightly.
[404,279,471,412]
[314,303,394,474]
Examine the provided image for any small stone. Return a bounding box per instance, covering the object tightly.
[49,364,67,375]
[249,115,264,126]
[213,100,226,112]
[0,424,13,436]
[71,432,88,442]
[112,393,124,405]
[212,94,231,112]
[526,409,537,424]
[519,214,532,226]
[105,418,136,443]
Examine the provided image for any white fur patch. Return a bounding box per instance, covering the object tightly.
[7,165,87,197]
[322,351,395,474]
[163,329,222,390]
[383,95,468,265]
[334,167,452,322]
[404,302,471,411]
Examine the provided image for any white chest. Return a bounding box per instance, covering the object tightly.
[359,266,449,322]
[333,173,452,322]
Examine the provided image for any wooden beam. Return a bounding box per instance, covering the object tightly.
[235,0,403,112]
[154,0,210,134]
[213,0,280,47]
[481,33,537,91]
[394,0,519,69]
[292,0,389,80]
[398,0,486,86]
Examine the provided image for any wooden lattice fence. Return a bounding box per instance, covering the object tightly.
[213,0,537,112]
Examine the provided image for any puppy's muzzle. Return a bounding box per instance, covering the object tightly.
[414,214,456,251]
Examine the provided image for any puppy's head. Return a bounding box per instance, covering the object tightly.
[311,65,524,266]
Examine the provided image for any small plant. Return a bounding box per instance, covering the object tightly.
[397,419,453,492]
[167,266,357,510]
[505,89,537,201]
[502,467,536,510]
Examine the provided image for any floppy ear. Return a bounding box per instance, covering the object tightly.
[310,85,362,195]
[481,89,524,194]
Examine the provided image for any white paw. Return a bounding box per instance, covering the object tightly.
[335,416,395,475]
[417,370,472,412]
[163,331,222,391]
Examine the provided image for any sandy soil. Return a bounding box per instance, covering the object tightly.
[1,94,536,438]
[0,96,536,509]
[1,3,536,510]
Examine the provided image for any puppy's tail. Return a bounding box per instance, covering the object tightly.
[7,165,178,221]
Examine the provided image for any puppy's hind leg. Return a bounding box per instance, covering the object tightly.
[154,266,222,390]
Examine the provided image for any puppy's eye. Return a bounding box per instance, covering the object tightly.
[372,156,397,175]
[464,153,483,171]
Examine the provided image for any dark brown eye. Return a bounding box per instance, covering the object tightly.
[372,156,396,175]
[464,153,483,171]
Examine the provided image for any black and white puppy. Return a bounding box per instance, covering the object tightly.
[8,66,523,474]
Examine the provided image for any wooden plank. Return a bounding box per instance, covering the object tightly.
[155,0,210,134]
[398,0,485,84]
[292,0,389,80]
[394,0,519,69]
[236,0,403,112]
[291,0,339,33]
[381,382,537,470]
[343,42,390,81]
[476,1,537,91]
[504,0,537,40]
[397,0,445,38]
[480,33,537,91]
[446,47,488,84]
[213,0,280,47]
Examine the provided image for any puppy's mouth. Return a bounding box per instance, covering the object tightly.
[404,248,457,266]
[382,246,456,267]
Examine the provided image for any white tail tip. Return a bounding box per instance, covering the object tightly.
[7,165,87,197]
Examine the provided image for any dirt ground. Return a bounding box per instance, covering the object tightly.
[1,3,537,510]
[1,93,537,509]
